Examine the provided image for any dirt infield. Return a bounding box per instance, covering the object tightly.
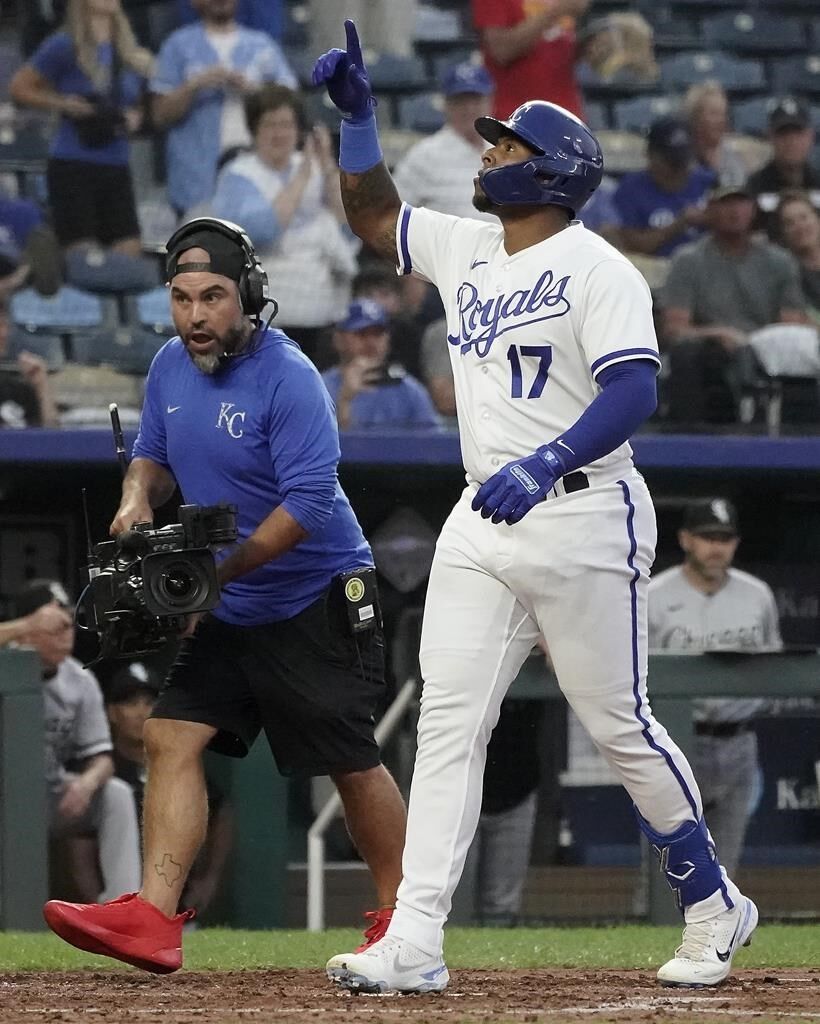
[1,969,819,1024]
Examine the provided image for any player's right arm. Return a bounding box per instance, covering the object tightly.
[110,459,177,536]
[312,20,401,260]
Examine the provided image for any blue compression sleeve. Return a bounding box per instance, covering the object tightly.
[339,112,383,173]
[544,359,658,475]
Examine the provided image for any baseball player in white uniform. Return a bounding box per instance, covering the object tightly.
[313,21,758,993]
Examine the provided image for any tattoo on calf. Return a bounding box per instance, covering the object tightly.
[155,852,183,886]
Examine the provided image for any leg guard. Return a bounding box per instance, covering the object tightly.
[637,812,729,912]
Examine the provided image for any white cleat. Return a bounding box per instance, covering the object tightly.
[657,894,758,988]
[326,935,449,994]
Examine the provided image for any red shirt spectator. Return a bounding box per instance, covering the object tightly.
[471,0,587,119]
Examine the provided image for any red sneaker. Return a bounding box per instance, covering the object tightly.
[43,892,195,974]
[355,907,394,953]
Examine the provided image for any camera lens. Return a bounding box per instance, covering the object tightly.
[164,569,194,598]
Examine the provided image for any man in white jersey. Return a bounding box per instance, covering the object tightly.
[649,498,782,878]
[313,20,758,993]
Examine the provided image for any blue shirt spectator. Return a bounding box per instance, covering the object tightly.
[27,31,146,167]
[151,4,296,214]
[175,0,284,39]
[614,117,715,258]
[322,300,442,432]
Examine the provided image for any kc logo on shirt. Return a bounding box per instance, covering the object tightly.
[448,269,571,357]
[216,402,246,438]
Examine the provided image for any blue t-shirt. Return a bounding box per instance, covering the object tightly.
[132,328,372,624]
[322,368,442,430]
[613,167,715,257]
[31,32,144,167]
[0,195,42,261]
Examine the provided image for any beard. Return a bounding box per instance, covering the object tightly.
[185,321,248,375]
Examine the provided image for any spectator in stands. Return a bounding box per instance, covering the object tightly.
[0,297,58,427]
[613,117,714,258]
[661,182,807,424]
[746,97,820,241]
[0,187,63,298]
[649,498,782,879]
[684,81,747,187]
[322,299,441,431]
[776,191,820,325]
[0,598,72,648]
[211,84,357,363]
[13,578,141,903]
[310,1,418,59]
[472,0,587,120]
[419,317,456,422]
[393,61,496,222]
[105,662,234,917]
[352,268,426,380]
[10,0,154,258]
[175,0,283,39]
[151,0,296,217]
[578,175,620,245]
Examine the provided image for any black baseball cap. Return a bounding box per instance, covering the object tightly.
[166,228,246,284]
[13,578,72,618]
[106,661,161,704]
[682,499,739,538]
[647,117,692,159]
[768,96,810,133]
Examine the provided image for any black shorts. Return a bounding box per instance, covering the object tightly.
[152,577,386,777]
[47,158,140,247]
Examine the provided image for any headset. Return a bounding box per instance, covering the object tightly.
[165,217,275,319]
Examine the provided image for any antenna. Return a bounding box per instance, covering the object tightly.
[82,487,95,564]
[109,403,128,478]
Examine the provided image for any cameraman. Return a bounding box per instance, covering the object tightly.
[10,0,154,258]
[43,217,407,974]
[322,299,441,431]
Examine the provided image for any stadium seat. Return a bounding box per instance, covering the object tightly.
[770,57,820,97]
[281,3,309,48]
[397,93,446,134]
[651,8,701,52]
[303,91,347,131]
[131,287,174,335]
[413,6,462,43]
[367,54,430,92]
[0,117,50,168]
[596,131,646,175]
[702,11,807,55]
[660,51,766,95]
[576,64,659,101]
[7,328,66,371]
[9,286,110,333]
[612,95,682,135]
[71,326,165,376]
[732,97,774,137]
[583,101,609,132]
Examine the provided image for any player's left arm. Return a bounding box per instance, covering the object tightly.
[311,20,401,261]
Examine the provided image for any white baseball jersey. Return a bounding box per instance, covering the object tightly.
[395,204,660,484]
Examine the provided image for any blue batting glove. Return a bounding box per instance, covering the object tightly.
[311,19,374,122]
[471,445,566,525]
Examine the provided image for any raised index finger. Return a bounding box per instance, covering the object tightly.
[344,19,363,66]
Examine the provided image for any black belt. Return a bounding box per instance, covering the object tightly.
[695,721,750,738]
[563,471,589,494]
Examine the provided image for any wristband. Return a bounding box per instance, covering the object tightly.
[339,112,383,174]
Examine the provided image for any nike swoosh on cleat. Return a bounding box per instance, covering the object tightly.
[716,920,741,962]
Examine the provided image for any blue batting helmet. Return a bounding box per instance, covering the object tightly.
[475,101,603,214]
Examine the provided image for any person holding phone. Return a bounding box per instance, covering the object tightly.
[322,299,441,431]
[210,83,357,363]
